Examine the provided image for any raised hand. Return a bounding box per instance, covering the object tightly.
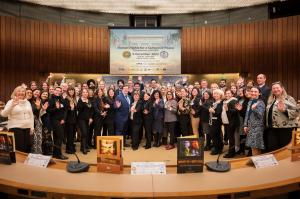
[115,100,121,108]
[277,100,286,112]
[209,107,215,113]
[12,96,19,107]
[42,102,49,110]
[55,101,60,109]
[251,103,258,110]
[244,127,249,134]
[143,109,149,114]
[235,103,242,111]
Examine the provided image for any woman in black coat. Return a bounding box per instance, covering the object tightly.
[103,88,115,136]
[130,91,143,150]
[209,89,224,155]
[142,92,153,149]
[190,88,201,136]
[178,88,192,136]
[235,87,250,155]
[93,89,106,146]
[222,89,239,158]
[77,89,93,154]
[199,91,213,151]
[151,90,164,147]
[65,87,77,154]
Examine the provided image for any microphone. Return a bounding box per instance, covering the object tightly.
[52,144,90,173]
[205,146,233,172]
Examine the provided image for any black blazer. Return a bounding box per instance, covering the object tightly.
[237,97,249,120]
[190,97,201,118]
[47,95,67,122]
[210,101,223,127]
[199,99,213,123]
[225,99,239,126]
[142,99,153,120]
[103,96,115,122]
[77,98,93,121]
[93,97,105,120]
[259,85,271,105]
[65,98,77,124]
[131,100,143,124]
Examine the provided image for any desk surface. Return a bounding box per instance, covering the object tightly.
[1,155,300,198]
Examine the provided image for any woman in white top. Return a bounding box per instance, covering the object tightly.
[1,86,34,153]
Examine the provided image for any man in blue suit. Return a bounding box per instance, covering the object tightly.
[114,85,131,140]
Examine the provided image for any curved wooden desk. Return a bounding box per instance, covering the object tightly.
[0,146,300,199]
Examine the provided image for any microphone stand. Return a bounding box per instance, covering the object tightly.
[205,146,235,172]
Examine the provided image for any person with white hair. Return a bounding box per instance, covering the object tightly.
[1,86,34,153]
[208,89,224,155]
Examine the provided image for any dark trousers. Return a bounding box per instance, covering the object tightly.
[115,120,128,135]
[143,116,153,147]
[78,119,89,150]
[224,124,236,154]
[66,123,76,152]
[266,128,293,152]
[131,120,142,149]
[9,128,31,153]
[202,122,212,146]
[87,121,94,147]
[164,122,176,145]
[52,120,64,157]
[211,124,223,153]
[104,120,115,136]
[102,123,108,136]
[94,117,104,146]
[178,114,192,136]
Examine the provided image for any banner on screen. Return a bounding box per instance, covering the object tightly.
[110,28,181,75]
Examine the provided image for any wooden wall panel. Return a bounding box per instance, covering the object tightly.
[0,15,299,102]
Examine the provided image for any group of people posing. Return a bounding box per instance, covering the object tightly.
[0,74,299,159]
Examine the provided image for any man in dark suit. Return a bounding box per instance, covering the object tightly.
[257,74,271,105]
[114,85,131,142]
[115,79,125,96]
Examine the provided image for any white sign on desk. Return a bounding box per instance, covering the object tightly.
[131,162,166,175]
[24,153,51,168]
[251,154,279,169]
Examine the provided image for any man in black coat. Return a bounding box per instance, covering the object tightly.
[257,74,271,105]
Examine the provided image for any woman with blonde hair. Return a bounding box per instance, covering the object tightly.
[265,82,299,152]
[209,89,224,155]
[1,86,34,153]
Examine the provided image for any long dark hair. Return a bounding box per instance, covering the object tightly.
[107,88,115,100]
[201,90,213,103]
[151,90,162,103]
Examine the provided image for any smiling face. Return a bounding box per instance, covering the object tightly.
[26,89,33,100]
[17,88,26,100]
[250,87,260,99]
[191,88,198,97]
[41,92,48,100]
[225,90,232,100]
[257,74,266,86]
[81,89,89,98]
[144,93,150,101]
[272,83,283,98]
[33,90,41,99]
[180,89,187,99]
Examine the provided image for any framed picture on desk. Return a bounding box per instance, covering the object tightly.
[96,136,123,173]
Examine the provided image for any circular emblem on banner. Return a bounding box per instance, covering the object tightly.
[122,51,131,58]
[160,51,169,58]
